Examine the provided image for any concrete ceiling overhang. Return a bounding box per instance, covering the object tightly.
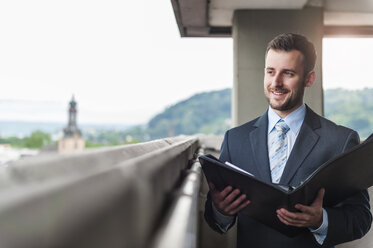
[171,0,373,37]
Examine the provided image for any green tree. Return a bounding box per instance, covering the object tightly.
[0,136,25,147]
[23,130,51,149]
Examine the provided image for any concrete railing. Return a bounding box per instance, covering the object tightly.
[0,136,200,248]
[150,148,204,248]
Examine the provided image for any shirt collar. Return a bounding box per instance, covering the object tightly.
[267,104,306,135]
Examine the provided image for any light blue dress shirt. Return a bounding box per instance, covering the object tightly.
[212,104,328,244]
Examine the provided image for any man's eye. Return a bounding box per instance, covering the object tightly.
[284,71,294,76]
[266,70,274,75]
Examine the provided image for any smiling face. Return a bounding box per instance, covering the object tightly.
[264,49,315,118]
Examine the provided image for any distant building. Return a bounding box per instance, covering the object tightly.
[58,96,85,154]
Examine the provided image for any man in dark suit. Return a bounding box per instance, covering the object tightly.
[204,33,372,248]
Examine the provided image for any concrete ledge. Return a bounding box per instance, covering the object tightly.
[150,149,203,248]
[0,136,189,187]
[0,136,199,248]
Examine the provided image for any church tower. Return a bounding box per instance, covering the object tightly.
[58,96,85,153]
[63,95,82,137]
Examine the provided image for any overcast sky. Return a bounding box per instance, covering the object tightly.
[0,0,372,125]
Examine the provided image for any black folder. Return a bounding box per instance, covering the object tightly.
[199,134,373,237]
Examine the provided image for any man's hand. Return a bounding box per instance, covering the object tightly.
[276,188,325,229]
[208,182,250,216]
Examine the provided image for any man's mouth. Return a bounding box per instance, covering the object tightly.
[270,88,289,95]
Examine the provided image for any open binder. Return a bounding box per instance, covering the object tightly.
[199,134,373,237]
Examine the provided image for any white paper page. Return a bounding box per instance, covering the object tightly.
[225,161,254,177]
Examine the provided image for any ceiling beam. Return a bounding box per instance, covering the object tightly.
[324,26,373,37]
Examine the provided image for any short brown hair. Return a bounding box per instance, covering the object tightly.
[266,33,316,74]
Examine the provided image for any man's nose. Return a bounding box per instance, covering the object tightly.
[272,73,283,87]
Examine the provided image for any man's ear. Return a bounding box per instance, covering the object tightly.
[304,70,315,87]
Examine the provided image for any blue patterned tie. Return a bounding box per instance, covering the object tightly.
[269,119,290,183]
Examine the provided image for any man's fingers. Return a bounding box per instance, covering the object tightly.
[278,208,300,219]
[312,188,325,208]
[311,188,325,207]
[277,209,309,222]
[221,186,233,197]
[223,188,241,204]
[277,214,290,226]
[211,185,233,202]
[208,185,251,215]
[277,214,304,227]
[277,209,309,226]
[294,189,325,214]
[224,194,247,213]
[294,204,314,215]
[276,190,325,229]
[210,185,237,209]
[319,188,325,198]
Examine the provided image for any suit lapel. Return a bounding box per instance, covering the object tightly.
[249,111,272,183]
[279,106,321,185]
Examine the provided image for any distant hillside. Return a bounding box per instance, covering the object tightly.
[146,89,231,139]
[324,88,373,139]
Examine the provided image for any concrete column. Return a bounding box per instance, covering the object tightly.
[232,8,324,126]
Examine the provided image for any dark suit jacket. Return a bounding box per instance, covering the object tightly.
[204,106,372,248]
